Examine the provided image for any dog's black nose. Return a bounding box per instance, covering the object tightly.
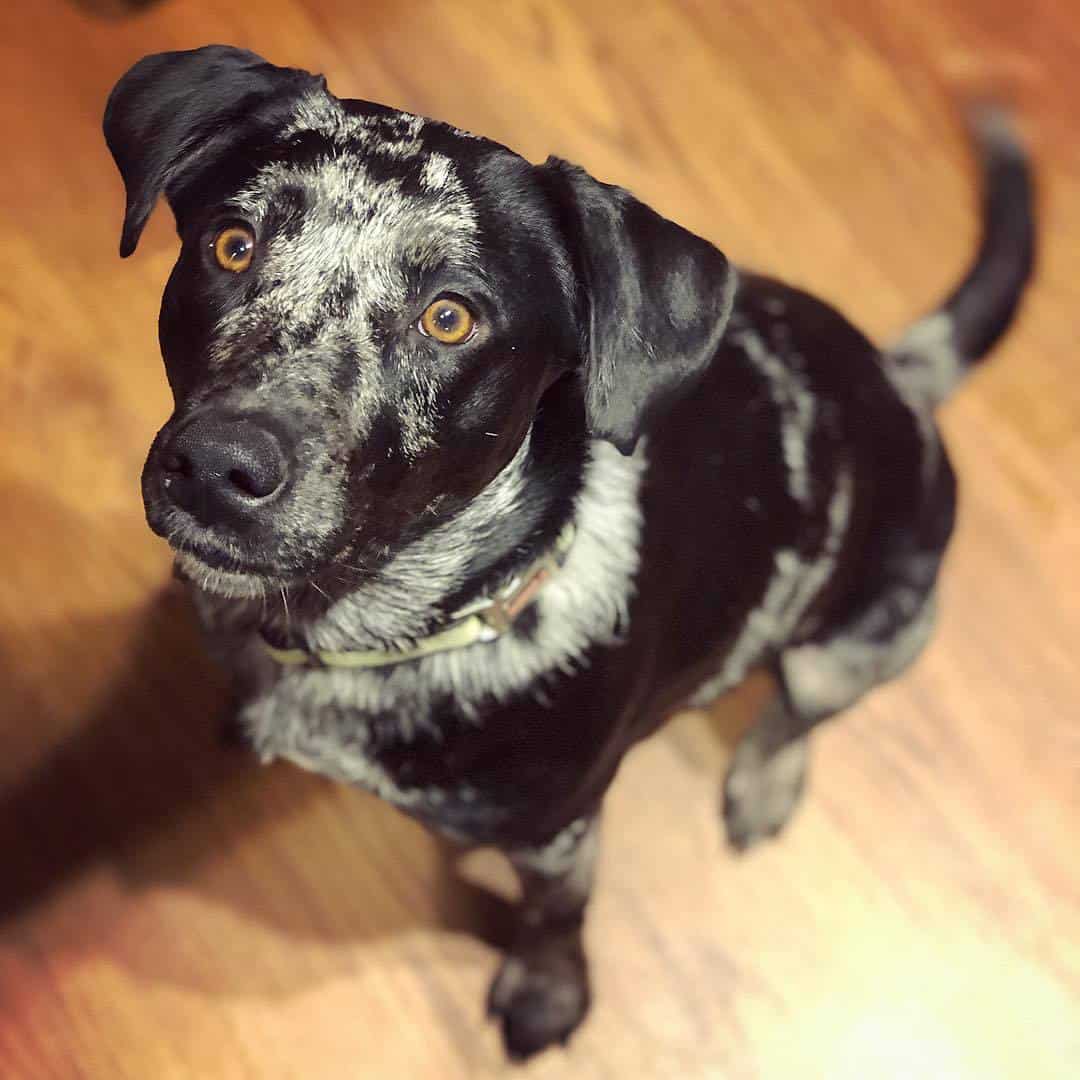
[159,415,287,528]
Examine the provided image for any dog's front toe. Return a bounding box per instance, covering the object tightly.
[487,950,590,1061]
[722,729,808,852]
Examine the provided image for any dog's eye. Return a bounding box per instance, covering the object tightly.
[418,298,476,344]
[213,225,256,273]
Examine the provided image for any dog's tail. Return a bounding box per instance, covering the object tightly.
[884,106,1035,410]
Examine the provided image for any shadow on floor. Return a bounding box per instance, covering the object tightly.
[0,580,514,990]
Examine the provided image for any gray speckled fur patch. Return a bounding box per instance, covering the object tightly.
[732,326,816,506]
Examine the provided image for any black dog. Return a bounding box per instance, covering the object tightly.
[104,46,1034,1059]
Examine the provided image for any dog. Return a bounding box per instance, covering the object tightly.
[104,45,1034,1059]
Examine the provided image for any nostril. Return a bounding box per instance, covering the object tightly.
[227,466,280,499]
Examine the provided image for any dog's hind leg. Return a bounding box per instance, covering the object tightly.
[723,696,811,852]
[723,541,944,852]
[488,815,599,1060]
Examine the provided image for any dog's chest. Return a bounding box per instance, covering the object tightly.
[239,665,519,841]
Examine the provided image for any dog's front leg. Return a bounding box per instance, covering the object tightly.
[487,815,599,1060]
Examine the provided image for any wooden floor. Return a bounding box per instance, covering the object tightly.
[1,0,1078,1076]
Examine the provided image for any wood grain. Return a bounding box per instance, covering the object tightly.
[1,0,1077,1076]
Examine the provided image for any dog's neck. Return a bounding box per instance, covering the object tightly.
[296,426,583,654]
[224,434,644,759]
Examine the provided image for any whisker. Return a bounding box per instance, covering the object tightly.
[279,585,291,632]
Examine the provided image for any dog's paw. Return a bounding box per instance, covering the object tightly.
[487,950,590,1061]
[722,734,808,852]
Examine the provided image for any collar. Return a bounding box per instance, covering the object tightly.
[259,522,576,670]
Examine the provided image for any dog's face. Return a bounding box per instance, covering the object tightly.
[105,47,735,597]
[146,99,579,594]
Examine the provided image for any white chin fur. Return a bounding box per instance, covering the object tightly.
[174,550,281,600]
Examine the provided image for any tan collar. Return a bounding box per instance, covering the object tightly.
[260,522,576,670]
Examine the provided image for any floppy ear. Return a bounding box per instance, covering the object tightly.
[542,158,736,454]
[103,45,325,257]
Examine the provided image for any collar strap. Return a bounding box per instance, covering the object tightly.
[260,522,576,670]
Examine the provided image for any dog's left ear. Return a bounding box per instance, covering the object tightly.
[541,158,735,454]
[104,45,325,257]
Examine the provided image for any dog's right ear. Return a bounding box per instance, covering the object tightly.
[539,158,735,455]
[103,45,325,257]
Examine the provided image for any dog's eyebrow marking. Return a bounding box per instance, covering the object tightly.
[732,325,815,507]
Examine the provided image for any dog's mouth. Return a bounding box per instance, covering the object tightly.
[146,501,298,598]
[152,504,360,602]
[170,543,291,599]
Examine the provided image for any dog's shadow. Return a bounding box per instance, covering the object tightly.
[0,581,514,996]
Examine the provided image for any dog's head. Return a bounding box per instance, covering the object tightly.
[105,46,734,596]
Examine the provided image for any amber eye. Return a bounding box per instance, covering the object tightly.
[213,225,256,273]
[419,298,476,344]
